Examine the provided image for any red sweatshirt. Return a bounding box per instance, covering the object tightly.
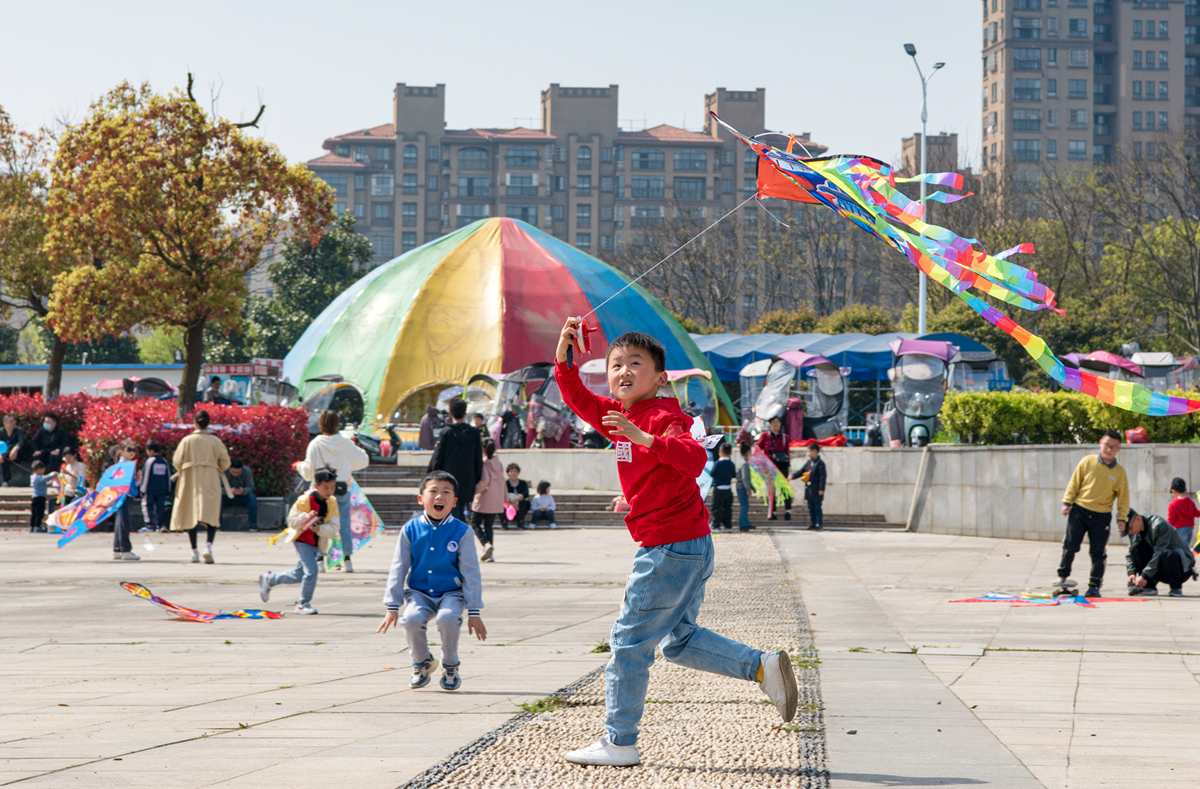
[1167,496,1200,530]
[555,360,710,547]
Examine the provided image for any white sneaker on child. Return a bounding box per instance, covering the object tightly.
[565,735,640,767]
[759,650,799,722]
[294,603,318,615]
[440,663,461,690]
[411,657,438,689]
[480,543,494,562]
[259,573,271,603]
[344,558,354,573]
[120,552,141,561]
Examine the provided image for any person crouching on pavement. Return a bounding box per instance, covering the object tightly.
[377,470,486,692]
[1125,508,1198,598]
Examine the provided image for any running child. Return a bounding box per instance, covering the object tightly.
[258,468,339,615]
[377,470,486,692]
[554,317,799,767]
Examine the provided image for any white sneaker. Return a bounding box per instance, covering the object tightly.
[202,549,214,564]
[759,650,799,722]
[113,551,123,561]
[121,552,141,561]
[259,573,271,603]
[481,543,494,562]
[344,558,354,573]
[411,657,438,688]
[295,603,318,615]
[190,551,201,563]
[565,735,640,767]
[137,527,152,533]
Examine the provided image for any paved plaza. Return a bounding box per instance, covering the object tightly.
[2,524,1198,788]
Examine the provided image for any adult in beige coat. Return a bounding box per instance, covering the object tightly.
[170,410,231,564]
[470,438,504,564]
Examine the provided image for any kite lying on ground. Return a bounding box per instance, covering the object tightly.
[121,582,282,622]
[57,461,137,548]
[714,112,1200,417]
[951,592,1148,608]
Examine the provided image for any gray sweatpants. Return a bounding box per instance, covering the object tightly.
[402,589,465,666]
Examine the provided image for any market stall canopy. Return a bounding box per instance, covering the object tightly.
[697,333,829,381]
[888,338,961,362]
[283,218,733,425]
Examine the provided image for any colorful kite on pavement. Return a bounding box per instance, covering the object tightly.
[951,592,1148,608]
[713,112,1200,417]
[120,582,282,623]
[325,478,386,569]
[57,461,137,548]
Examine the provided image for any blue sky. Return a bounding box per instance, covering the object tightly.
[2,0,980,169]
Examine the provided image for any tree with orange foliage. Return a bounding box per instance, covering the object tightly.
[44,75,333,418]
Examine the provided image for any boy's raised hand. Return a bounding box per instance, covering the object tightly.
[469,615,487,641]
[376,610,399,634]
[556,317,579,364]
[602,411,652,447]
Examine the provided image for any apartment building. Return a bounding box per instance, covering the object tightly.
[900,132,961,175]
[981,0,1200,175]
[305,84,829,263]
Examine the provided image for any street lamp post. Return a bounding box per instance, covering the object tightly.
[903,43,944,335]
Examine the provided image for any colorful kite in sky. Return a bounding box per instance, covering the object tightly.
[325,478,385,569]
[57,460,136,548]
[714,113,1200,417]
[121,582,282,622]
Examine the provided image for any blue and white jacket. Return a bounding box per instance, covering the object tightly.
[383,513,483,617]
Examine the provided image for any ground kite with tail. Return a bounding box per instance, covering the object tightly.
[713,112,1200,417]
[120,582,282,622]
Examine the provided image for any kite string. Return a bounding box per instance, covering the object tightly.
[581,194,758,320]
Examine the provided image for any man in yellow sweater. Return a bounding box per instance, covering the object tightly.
[1059,430,1130,598]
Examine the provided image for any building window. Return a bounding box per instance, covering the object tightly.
[1047,109,1058,127]
[1134,20,1143,39]
[722,149,734,166]
[1068,49,1087,68]
[743,177,756,196]
[600,235,613,250]
[576,175,592,196]
[1013,17,1042,38]
[1014,48,1042,70]
[1160,81,1169,100]
[1133,51,1143,69]
[631,176,664,199]
[506,174,538,197]
[427,175,438,190]
[722,179,732,194]
[402,174,418,194]
[1147,111,1157,130]
[318,173,347,196]
[428,146,439,161]
[355,174,365,189]
[1134,111,1143,130]
[1095,83,1113,104]
[1048,78,1058,97]
[553,205,565,221]
[457,204,487,228]
[742,294,757,319]
[1189,85,1200,107]
[1159,111,1168,130]
[576,204,591,227]
[576,146,592,170]
[601,176,614,192]
[1188,26,1199,45]
[402,203,417,226]
[615,145,624,161]
[632,206,663,227]
[369,231,394,259]
[1068,79,1087,98]
[602,147,613,164]
[458,147,488,169]
[505,205,538,226]
[1047,17,1059,37]
[354,203,364,218]
[673,177,706,200]
[403,145,418,167]
[376,147,391,162]
[1160,52,1168,70]
[1095,53,1112,76]
[743,149,757,173]
[631,149,665,170]
[1134,81,1143,99]
[336,145,350,157]
[575,233,591,251]
[374,204,390,219]
[1013,109,1042,130]
[354,146,367,162]
[334,201,346,214]
[1068,109,1087,128]
[401,232,417,251]
[458,176,488,197]
[1095,23,1112,42]
[1014,0,1040,8]
[1048,48,1058,67]
[600,205,614,221]
[1160,21,1169,38]
[1047,139,1057,158]
[1013,139,1042,161]
[1014,78,1042,101]
[506,146,539,168]
[1067,141,1086,159]
[1068,19,1087,38]
[370,174,393,197]
[1094,113,1112,136]
[673,149,707,171]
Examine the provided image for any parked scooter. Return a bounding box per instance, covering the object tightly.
[884,339,958,447]
[355,423,402,463]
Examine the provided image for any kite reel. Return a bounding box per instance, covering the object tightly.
[566,317,598,370]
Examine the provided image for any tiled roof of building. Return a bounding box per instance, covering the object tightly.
[305,153,366,168]
[442,126,556,142]
[324,123,395,143]
[617,124,720,144]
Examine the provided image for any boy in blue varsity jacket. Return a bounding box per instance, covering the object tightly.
[377,470,487,691]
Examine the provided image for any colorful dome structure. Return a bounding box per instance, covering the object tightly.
[283,218,735,425]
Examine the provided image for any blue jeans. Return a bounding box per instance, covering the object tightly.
[269,541,319,604]
[606,535,762,746]
[225,492,258,529]
[737,487,752,530]
[1178,526,1194,552]
[335,491,352,556]
[807,495,823,528]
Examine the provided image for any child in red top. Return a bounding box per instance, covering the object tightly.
[555,318,799,767]
[1167,477,1200,551]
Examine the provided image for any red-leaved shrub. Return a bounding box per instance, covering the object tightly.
[0,392,96,444]
[76,399,308,496]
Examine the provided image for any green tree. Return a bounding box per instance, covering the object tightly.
[817,304,895,335]
[44,76,333,419]
[137,325,186,364]
[0,325,17,364]
[750,307,818,335]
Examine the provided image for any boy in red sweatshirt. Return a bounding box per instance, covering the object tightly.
[556,318,798,767]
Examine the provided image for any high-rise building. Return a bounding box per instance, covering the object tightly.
[305,84,827,264]
[900,132,961,175]
[981,0,1200,175]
